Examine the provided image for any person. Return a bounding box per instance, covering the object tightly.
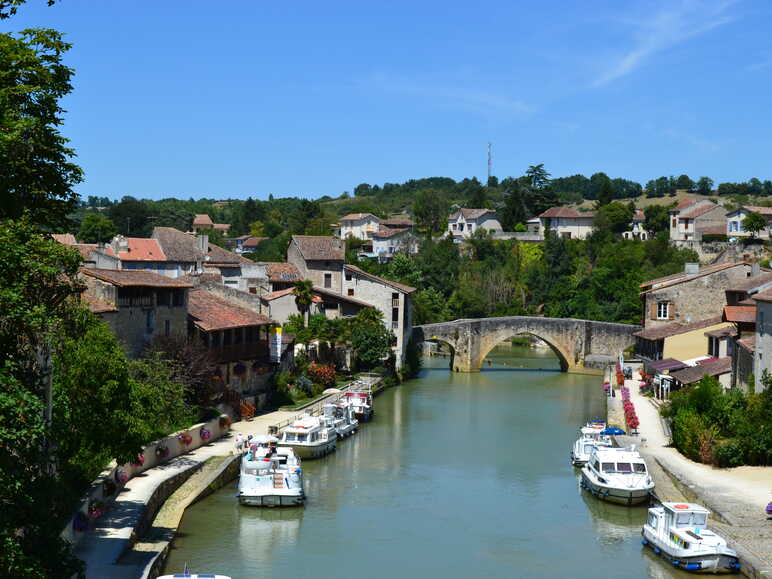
[235,432,244,453]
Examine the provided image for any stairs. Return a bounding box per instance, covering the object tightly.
[240,400,256,421]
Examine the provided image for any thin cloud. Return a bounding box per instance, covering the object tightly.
[362,72,533,120]
[662,128,721,153]
[593,0,738,87]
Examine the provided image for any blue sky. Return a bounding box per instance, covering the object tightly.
[4,0,772,200]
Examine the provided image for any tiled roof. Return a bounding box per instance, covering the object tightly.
[261,287,296,302]
[646,358,688,372]
[80,268,193,288]
[737,335,756,352]
[633,210,645,221]
[371,227,406,239]
[188,289,273,332]
[699,225,727,236]
[670,357,732,385]
[212,223,231,231]
[260,262,301,282]
[674,198,700,211]
[344,264,416,294]
[752,287,772,303]
[538,207,594,219]
[633,316,724,341]
[104,238,167,261]
[242,236,268,248]
[81,292,117,313]
[726,271,772,292]
[152,227,206,262]
[312,285,374,307]
[207,242,252,265]
[381,217,414,227]
[292,236,345,261]
[193,214,214,227]
[730,205,772,217]
[640,262,746,293]
[71,243,98,260]
[722,305,756,324]
[51,233,77,245]
[678,203,719,219]
[340,213,379,222]
[704,326,737,338]
[449,208,497,221]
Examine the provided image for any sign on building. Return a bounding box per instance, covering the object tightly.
[269,326,282,363]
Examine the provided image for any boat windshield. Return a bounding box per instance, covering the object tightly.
[583,445,595,454]
[284,432,296,442]
[633,463,646,473]
[296,433,307,442]
[692,513,707,526]
[617,462,632,473]
[601,463,615,473]
[675,512,706,527]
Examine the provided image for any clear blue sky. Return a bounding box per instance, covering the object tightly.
[4,0,772,200]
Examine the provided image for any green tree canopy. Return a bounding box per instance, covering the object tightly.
[742,211,767,238]
[413,189,449,237]
[643,205,671,234]
[77,213,117,243]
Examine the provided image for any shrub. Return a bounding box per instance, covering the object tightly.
[713,439,745,467]
[294,375,313,397]
[702,233,728,243]
[307,362,337,390]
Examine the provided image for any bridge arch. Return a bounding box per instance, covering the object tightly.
[477,331,570,372]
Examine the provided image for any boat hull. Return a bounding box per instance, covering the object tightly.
[278,440,336,459]
[642,531,740,574]
[580,471,651,505]
[238,493,305,507]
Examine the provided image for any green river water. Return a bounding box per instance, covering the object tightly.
[165,345,688,578]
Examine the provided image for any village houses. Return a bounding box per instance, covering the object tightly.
[668,199,727,242]
[447,208,502,240]
[725,205,772,239]
[537,207,594,240]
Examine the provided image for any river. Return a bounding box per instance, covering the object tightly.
[165,345,688,578]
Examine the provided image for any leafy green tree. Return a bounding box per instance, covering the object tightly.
[78,213,117,243]
[417,237,459,296]
[0,29,82,230]
[108,196,152,236]
[695,176,714,195]
[350,309,392,370]
[595,173,614,206]
[499,177,528,230]
[674,174,694,191]
[385,253,422,288]
[525,164,551,189]
[412,287,451,324]
[413,189,449,237]
[594,202,634,234]
[742,211,767,238]
[644,205,671,234]
[292,280,315,324]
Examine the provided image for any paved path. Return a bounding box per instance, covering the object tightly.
[620,375,772,575]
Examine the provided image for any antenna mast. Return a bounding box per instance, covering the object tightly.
[487,142,492,184]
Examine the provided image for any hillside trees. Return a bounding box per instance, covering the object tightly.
[78,213,117,243]
[413,189,449,237]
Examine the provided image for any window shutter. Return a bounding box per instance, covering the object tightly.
[668,302,676,320]
[649,301,657,320]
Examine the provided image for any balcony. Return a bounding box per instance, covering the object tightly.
[116,295,154,308]
[391,299,400,307]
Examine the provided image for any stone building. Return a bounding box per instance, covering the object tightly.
[633,316,730,362]
[258,262,302,293]
[287,235,345,292]
[751,289,772,392]
[622,210,648,241]
[80,268,192,357]
[537,207,594,240]
[342,264,415,367]
[192,213,230,234]
[668,199,727,241]
[370,228,419,260]
[447,208,502,240]
[338,213,381,240]
[639,262,754,329]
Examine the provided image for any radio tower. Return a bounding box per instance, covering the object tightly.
[487,142,493,185]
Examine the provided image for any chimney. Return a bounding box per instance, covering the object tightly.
[196,233,209,254]
[684,262,699,275]
[751,261,761,277]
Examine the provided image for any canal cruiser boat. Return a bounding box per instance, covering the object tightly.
[571,424,613,466]
[238,435,305,507]
[278,413,337,459]
[581,446,655,505]
[321,401,358,438]
[642,502,740,573]
[344,384,373,422]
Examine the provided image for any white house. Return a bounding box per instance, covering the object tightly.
[726,205,772,239]
[371,228,418,260]
[338,213,381,240]
[538,207,594,239]
[668,199,727,241]
[447,208,502,240]
[622,210,648,240]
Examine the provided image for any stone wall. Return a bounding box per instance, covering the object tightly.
[414,316,639,372]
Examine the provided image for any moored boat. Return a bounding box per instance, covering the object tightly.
[642,502,740,573]
[571,424,613,466]
[238,435,305,507]
[321,400,358,438]
[581,446,655,505]
[277,413,337,459]
[345,385,373,422]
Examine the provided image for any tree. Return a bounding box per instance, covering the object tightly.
[292,280,315,324]
[742,211,767,238]
[0,29,83,230]
[695,177,714,195]
[643,205,671,234]
[674,174,694,191]
[525,164,551,189]
[249,221,265,237]
[595,173,614,207]
[78,213,117,243]
[145,335,218,408]
[108,196,151,236]
[413,189,449,237]
[350,308,392,370]
[412,287,451,324]
[594,202,634,234]
[499,178,528,230]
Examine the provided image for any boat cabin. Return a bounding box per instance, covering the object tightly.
[588,448,648,476]
[281,415,330,444]
[648,503,710,539]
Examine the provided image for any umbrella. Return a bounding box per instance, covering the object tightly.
[600,427,625,435]
[322,388,342,395]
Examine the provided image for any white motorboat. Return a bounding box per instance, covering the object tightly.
[571,424,613,466]
[581,446,655,505]
[278,413,337,459]
[238,435,305,507]
[321,401,358,438]
[642,502,741,574]
[344,385,373,422]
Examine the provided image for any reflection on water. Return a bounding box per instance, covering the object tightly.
[166,344,688,578]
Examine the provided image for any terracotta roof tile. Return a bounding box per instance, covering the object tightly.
[675,198,700,211]
[80,268,193,288]
[242,236,268,248]
[449,208,497,221]
[381,217,415,227]
[538,207,594,219]
[371,227,407,239]
[722,305,756,324]
[670,357,732,385]
[733,205,772,217]
[640,262,746,293]
[633,316,724,341]
[206,242,252,265]
[312,286,374,307]
[344,264,416,294]
[726,272,772,292]
[188,289,273,331]
[152,227,206,262]
[340,213,379,221]
[678,203,720,219]
[261,287,296,302]
[71,243,98,260]
[103,238,167,261]
[51,233,77,245]
[737,335,755,352]
[212,223,231,231]
[292,236,345,261]
[259,262,301,282]
[193,214,214,226]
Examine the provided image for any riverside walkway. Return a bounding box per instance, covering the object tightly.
[612,375,772,576]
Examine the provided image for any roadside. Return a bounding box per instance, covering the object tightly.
[613,375,772,577]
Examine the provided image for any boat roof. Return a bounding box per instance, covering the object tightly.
[285,415,319,431]
[250,434,279,444]
[662,502,710,514]
[590,447,645,461]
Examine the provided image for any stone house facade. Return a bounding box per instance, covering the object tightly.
[639,262,754,329]
[751,289,772,392]
[287,236,345,293]
[447,208,502,240]
[342,264,415,367]
[633,316,730,362]
[668,199,727,241]
[80,268,192,357]
[538,207,594,240]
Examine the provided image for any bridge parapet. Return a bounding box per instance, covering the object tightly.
[413,316,640,373]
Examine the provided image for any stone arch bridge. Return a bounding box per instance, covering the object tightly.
[412,316,640,373]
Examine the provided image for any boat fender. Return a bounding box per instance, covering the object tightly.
[685,563,701,571]
[671,560,680,566]
[641,539,648,546]
[653,548,660,554]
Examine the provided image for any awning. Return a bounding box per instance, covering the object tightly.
[646,358,688,373]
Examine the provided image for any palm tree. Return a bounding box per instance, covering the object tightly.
[292,279,315,325]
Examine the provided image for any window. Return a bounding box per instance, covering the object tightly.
[616,462,632,473]
[173,290,185,307]
[146,310,155,333]
[692,513,706,526]
[760,311,765,336]
[601,463,615,473]
[657,301,670,320]
[672,218,677,228]
[164,319,170,337]
[249,287,257,294]
[324,273,332,288]
[345,271,352,281]
[592,460,600,472]
[730,221,739,232]
[708,336,719,357]
[648,512,658,528]
[633,463,647,473]
[347,289,354,296]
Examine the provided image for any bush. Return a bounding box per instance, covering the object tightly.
[294,375,313,397]
[307,362,337,390]
[713,439,745,467]
[701,233,728,243]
